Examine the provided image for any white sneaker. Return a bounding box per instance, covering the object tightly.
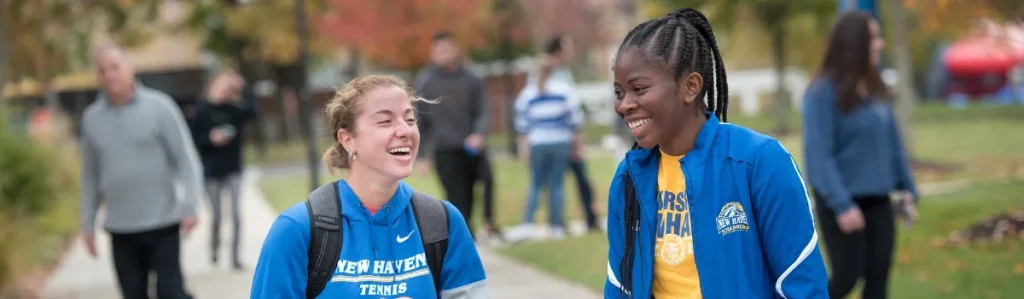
[506,223,538,243]
[550,227,567,240]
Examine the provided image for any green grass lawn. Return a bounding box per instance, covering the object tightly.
[258,104,1024,298]
[499,182,1024,297]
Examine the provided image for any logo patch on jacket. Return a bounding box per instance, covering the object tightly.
[716,202,749,235]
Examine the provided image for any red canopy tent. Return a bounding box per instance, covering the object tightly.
[942,21,1024,97]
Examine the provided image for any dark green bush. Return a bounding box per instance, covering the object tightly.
[0,111,79,294]
[0,117,60,217]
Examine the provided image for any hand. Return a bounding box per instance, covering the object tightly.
[837,207,865,234]
[901,191,919,222]
[82,234,97,259]
[210,130,229,147]
[519,150,530,164]
[181,216,199,235]
[464,134,484,151]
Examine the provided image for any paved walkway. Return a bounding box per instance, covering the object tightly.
[40,169,600,299]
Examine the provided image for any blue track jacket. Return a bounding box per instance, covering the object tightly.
[604,113,829,299]
[251,180,488,298]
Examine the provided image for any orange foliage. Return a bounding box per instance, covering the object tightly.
[317,0,489,70]
[905,0,995,39]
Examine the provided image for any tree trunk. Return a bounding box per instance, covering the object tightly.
[233,40,268,158]
[272,65,292,142]
[501,4,518,157]
[770,22,791,135]
[0,8,7,117]
[885,0,916,151]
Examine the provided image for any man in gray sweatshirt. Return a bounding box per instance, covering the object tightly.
[414,31,490,238]
[79,45,202,299]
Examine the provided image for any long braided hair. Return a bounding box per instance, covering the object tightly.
[615,8,728,298]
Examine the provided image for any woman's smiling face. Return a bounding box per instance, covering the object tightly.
[613,46,703,150]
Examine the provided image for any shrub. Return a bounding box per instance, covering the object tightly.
[0,111,80,294]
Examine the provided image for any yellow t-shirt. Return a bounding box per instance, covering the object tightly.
[652,151,702,298]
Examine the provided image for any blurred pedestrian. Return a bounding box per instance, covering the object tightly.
[604,8,828,298]
[513,46,585,239]
[251,75,487,298]
[191,70,256,271]
[803,11,919,299]
[413,31,491,238]
[79,45,201,299]
[538,34,599,232]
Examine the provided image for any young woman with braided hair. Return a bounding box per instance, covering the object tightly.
[604,8,829,298]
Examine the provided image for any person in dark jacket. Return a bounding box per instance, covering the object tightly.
[191,70,256,270]
[802,11,919,299]
[414,31,490,238]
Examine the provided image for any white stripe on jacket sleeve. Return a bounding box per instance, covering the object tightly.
[774,155,820,299]
[607,261,631,296]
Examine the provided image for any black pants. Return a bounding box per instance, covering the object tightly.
[477,152,496,225]
[110,224,193,299]
[435,149,481,237]
[569,159,597,230]
[815,192,896,299]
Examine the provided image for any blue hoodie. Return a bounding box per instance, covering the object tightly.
[604,113,829,299]
[251,180,488,299]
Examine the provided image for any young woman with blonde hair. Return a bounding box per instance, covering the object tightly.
[251,75,487,299]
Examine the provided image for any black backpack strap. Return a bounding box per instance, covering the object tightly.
[304,181,343,299]
[409,191,450,297]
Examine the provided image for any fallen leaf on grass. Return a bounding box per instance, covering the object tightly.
[947,260,966,270]
[897,252,911,265]
[1014,263,1024,275]
[915,271,929,282]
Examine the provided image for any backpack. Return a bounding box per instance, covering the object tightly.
[304,181,450,299]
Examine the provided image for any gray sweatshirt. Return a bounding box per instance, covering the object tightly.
[79,83,203,234]
[413,64,490,157]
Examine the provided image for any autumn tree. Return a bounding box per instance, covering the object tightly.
[317,0,490,71]
[987,0,1024,20]
[2,0,161,121]
[516,0,615,78]
[468,0,533,63]
[179,0,335,142]
[2,0,160,87]
[884,0,918,150]
[654,0,835,135]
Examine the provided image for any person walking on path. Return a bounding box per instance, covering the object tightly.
[513,41,586,239]
[190,70,257,271]
[251,75,487,299]
[79,45,202,299]
[414,31,491,238]
[803,11,920,299]
[539,34,599,232]
[604,8,828,299]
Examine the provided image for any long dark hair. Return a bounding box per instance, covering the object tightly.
[818,11,890,113]
[614,7,728,298]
